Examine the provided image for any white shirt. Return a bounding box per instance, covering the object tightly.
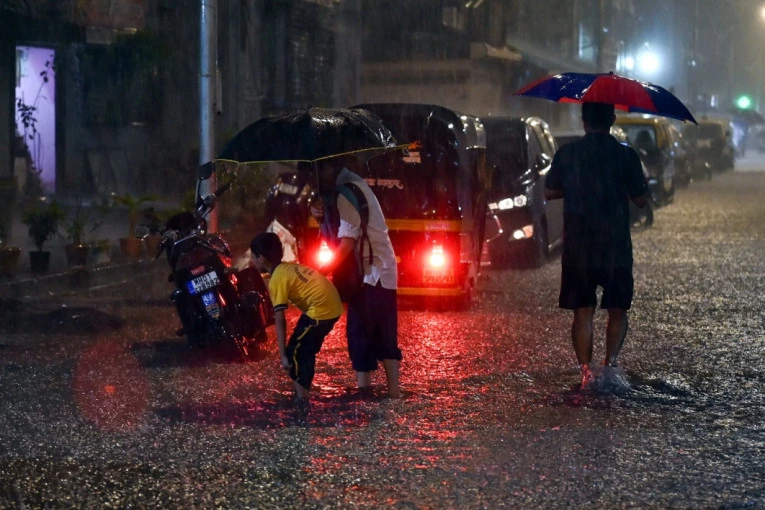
[335,168,398,290]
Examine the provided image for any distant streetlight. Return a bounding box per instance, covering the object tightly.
[760,5,765,21]
[637,50,661,76]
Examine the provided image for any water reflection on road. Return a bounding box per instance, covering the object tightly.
[0,171,764,508]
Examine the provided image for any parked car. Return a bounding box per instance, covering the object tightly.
[610,126,655,228]
[614,115,685,205]
[682,116,736,174]
[483,116,563,269]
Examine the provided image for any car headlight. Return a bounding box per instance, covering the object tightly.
[488,195,528,211]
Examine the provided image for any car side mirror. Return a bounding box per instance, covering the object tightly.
[534,153,551,171]
[197,161,215,180]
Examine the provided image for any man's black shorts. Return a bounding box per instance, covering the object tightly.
[559,265,634,310]
[346,282,402,372]
[286,314,339,389]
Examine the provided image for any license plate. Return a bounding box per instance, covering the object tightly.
[423,267,455,285]
[187,271,220,295]
[277,182,299,195]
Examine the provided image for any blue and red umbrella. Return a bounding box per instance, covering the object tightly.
[515,72,697,125]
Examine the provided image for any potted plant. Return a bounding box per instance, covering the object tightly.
[111,192,158,258]
[140,206,165,257]
[22,197,65,274]
[62,197,109,267]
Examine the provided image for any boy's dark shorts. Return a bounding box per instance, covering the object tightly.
[559,265,634,310]
[346,282,402,372]
[286,314,339,390]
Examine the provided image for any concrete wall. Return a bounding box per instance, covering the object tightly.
[0,38,12,179]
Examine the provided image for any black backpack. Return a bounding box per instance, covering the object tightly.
[320,182,374,302]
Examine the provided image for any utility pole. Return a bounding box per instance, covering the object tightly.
[688,0,698,110]
[199,0,218,231]
[596,0,606,72]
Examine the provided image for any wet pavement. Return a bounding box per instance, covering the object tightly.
[1,166,764,508]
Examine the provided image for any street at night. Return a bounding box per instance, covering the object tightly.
[1,160,763,509]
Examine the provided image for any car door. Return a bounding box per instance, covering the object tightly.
[530,122,563,249]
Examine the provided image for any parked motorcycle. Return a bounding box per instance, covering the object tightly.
[144,169,274,361]
[264,171,315,262]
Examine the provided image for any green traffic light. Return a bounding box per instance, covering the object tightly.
[736,95,752,109]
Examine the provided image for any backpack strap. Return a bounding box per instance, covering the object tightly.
[336,182,374,266]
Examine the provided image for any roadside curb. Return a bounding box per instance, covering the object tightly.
[0,259,168,301]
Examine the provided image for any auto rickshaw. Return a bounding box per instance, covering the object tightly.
[300,103,490,309]
[615,115,683,205]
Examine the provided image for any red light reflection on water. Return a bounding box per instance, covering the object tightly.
[72,341,151,431]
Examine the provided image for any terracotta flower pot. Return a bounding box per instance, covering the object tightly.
[119,237,143,259]
[65,244,91,267]
[144,234,163,259]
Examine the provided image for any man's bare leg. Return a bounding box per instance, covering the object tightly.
[572,307,595,387]
[572,307,596,365]
[605,308,628,366]
[294,381,310,400]
[383,359,401,398]
[356,371,371,389]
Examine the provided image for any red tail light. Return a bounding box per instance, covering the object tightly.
[317,241,334,265]
[429,244,446,267]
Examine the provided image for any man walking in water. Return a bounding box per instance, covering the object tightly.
[544,102,649,388]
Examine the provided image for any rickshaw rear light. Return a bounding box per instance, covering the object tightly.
[429,245,446,267]
[317,241,334,265]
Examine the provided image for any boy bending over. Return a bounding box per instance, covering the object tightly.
[250,232,343,405]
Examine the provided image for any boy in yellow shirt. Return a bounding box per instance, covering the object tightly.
[250,232,343,407]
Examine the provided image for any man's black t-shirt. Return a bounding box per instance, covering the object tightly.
[546,132,648,269]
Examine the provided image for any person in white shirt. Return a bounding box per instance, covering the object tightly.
[311,156,402,398]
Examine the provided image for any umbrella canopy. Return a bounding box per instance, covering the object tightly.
[217,106,398,163]
[515,72,697,125]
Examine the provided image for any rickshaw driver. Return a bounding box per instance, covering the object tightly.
[311,156,402,398]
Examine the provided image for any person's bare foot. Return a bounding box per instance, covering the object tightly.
[580,364,593,389]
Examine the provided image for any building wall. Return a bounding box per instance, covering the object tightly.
[0,38,13,180]
[358,60,506,117]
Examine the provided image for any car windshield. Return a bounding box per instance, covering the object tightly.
[485,124,526,181]
[617,124,658,150]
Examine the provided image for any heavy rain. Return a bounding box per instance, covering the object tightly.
[1,1,764,508]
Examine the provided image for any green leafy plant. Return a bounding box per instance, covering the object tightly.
[22,198,65,252]
[111,192,159,238]
[62,196,111,245]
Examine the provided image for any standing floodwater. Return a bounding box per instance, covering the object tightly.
[1,162,764,508]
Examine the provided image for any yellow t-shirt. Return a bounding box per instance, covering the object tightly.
[268,262,343,320]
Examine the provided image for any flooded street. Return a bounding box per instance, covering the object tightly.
[2,167,764,508]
